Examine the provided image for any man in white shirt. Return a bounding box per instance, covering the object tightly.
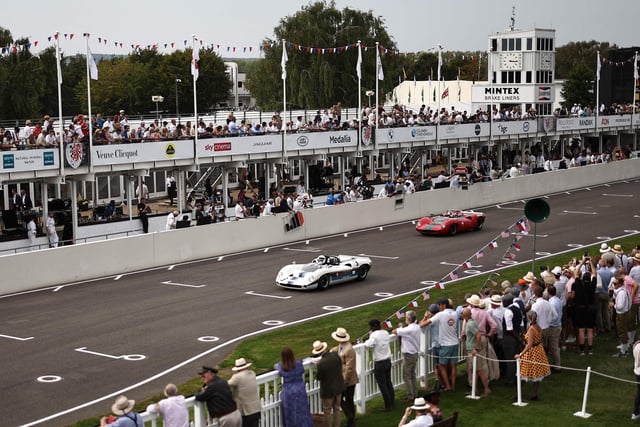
[364,319,395,411]
[531,285,558,359]
[420,298,459,392]
[165,210,179,231]
[146,384,189,427]
[393,311,421,401]
[234,200,246,220]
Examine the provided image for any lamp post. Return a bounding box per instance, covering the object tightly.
[365,90,374,107]
[175,78,181,123]
[152,95,164,122]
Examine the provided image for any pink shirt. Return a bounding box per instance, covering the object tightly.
[471,306,497,336]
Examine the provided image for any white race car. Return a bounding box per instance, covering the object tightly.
[275,254,372,291]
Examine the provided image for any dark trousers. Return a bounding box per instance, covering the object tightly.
[502,334,520,385]
[341,384,356,425]
[242,412,260,427]
[139,215,149,233]
[374,358,395,409]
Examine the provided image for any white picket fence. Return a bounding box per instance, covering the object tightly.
[139,328,455,426]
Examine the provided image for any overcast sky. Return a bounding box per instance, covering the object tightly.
[4,0,637,57]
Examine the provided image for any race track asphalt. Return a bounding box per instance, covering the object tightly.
[2,179,639,426]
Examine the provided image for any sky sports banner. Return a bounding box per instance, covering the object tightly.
[2,149,58,172]
[91,141,194,166]
[197,134,282,157]
[284,130,358,151]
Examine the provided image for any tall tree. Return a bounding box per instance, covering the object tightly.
[246,0,398,110]
[560,63,594,108]
[555,40,613,80]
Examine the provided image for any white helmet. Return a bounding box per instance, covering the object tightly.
[316,255,326,264]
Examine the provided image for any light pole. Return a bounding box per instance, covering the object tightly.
[175,78,181,123]
[365,90,374,107]
[152,95,164,122]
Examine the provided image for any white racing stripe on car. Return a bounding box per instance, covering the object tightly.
[358,254,399,259]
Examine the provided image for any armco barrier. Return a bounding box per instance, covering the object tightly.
[1,158,639,295]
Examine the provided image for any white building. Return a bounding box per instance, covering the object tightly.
[471,27,558,115]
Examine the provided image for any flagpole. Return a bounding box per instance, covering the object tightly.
[437,44,442,171]
[375,41,379,128]
[282,39,287,163]
[192,35,199,172]
[488,41,493,165]
[85,35,94,174]
[357,40,362,156]
[633,51,638,124]
[55,31,65,178]
[596,51,600,132]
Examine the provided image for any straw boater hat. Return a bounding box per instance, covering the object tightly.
[599,243,612,254]
[466,294,482,307]
[410,397,431,411]
[501,280,512,290]
[632,253,640,263]
[490,294,503,305]
[612,244,624,255]
[111,395,135,416]
[522,272,537,283]
[311,340,328,355]
[331,327,350,343]
[231,358,252,372]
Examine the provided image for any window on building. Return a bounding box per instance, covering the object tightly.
[515,72,521,84]
[527,38,533,50]
[508,38,515,51]
[502,39,507,51]
[238,81,243,88]
[526,71,532,83]
[536,38,541,51]
[516,38,522,51]
[492,39,498,52]
[501,71,507,83]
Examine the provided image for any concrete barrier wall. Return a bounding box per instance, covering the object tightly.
[3,158,639,295]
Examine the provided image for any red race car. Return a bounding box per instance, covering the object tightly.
[416,210,486,236]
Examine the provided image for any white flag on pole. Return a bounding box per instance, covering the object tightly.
[55,34,63,85]
[377,49,384,80]
[191,43,200,81]
[281,43,288,80]
[596,51,601,82]
[634,52,639,80]
[88,46,98,80]
[356,43,362,80]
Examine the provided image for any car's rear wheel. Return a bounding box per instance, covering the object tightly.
[475,218,484,230]
[317,275,330,290]
[449,224,458,236]
[356,265,369,280]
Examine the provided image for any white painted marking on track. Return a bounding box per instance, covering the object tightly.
[75,347,146,361]
[197,336,220,342]
[585,188,591,191]
[53,286,64,292]
[464,269,482,274]
[114,275,122,280]
[440,262,461,266]
[245,291,291,300]
[283,247,321,253]
[567,243,584,248]
[562,210,597,215]
[217,256,224,261]
[161,281,205,288]
[602,193,633,197]
[323,305,343,311]
[358,254,399,259]
[263,320,285,326]
[536,252,551,256]
[420,281,438,286]
[167,265,175,270]
[0,333,34,341]
[264,248,269,253]
[624,229,640,233]
[375,292,395,297]
[634,215,640,218]
[37,376,62,383]
[496,205,522,210]
[344,233,348,237]
[596,236,611,240]
[379,227,384,231]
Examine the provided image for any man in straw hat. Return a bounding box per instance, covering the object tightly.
[312,340,344,427]
[330,327,358,427]
[100,395,142,427]
[397,397,433,426]
[195,365,241,427]
[228,358,261,427]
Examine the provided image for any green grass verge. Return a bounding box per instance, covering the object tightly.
[69,236,640,426]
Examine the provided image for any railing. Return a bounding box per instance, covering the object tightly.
[139,328,457,427]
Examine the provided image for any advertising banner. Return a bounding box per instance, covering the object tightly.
[1,148,59,172]
[92,140,194,166]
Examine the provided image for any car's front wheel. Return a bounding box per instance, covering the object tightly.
[449,224,458,236]
[475,217,484,230]
[356,265,369,280]
[317,275,330,290]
